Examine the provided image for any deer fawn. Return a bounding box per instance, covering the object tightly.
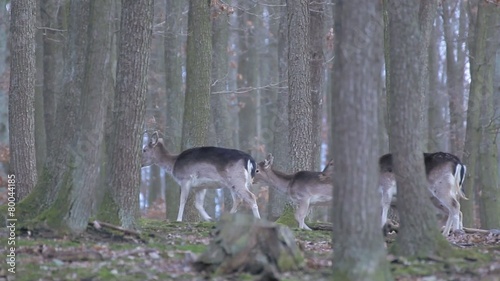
[141,132,261,221]
[379,152,467,235]
[254,154,334,230]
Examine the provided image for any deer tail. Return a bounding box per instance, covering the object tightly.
[454,164,468,200]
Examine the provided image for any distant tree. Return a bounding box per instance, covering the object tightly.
[465,1,500,229]
[442,0,467,158]
[331,1,392,280]
[107,0,153,229]
[180,0,212,222]
[164,0,187,222]
[8,0,37,201]
[237,2,259,154]
[386,0,453,256]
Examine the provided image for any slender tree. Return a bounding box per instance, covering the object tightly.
[331,1,392,280]
[180,0,212,222]
[164,0,187,221]
[8,0,37,201]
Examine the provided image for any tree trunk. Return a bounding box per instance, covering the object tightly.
[309,0,324,170]
[62,0,114,233]
[108,0,153,229]
[268,0,291,222]
[164,0,186,222]
[41,0,66,157]
[8,0,37,201]
[34,0,46,175]
[387,0,452,257]
[443,1,466,158]
[331,1,392,280]
[473,1,500,229]
[287,0,313,171]
[237,2,259,154]
[181,0,212,222]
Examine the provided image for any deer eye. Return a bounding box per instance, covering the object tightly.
[255,169,260,173]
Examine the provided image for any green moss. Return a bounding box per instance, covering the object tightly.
[277,251,303,271]
[275,204,298,228]
[95,187,120,225]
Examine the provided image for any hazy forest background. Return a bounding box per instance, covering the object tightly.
[1,0,500,280]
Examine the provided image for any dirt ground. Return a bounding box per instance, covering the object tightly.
[0,217,499,281]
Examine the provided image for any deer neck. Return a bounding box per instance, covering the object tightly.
[265,169,294,194]
[156,146,177,174]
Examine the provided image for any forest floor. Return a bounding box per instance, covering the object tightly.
[0,215,499,281]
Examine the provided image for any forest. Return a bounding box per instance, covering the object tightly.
[0,0,499,280]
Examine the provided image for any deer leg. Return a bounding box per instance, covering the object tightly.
[237,187,260,218]
[229,188,242,214]
[295,199,311,230]
[177,182,191,222]
[194,189,212,221]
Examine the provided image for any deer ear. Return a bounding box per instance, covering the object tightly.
[150,131,159,146]
[264,154,274,168]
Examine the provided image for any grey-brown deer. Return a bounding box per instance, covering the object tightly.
[379,152,467,235]
[254,154,334,230]
[141,132,261,221]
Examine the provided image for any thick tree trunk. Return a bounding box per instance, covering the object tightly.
[473,2,500,229]
[268,0,290,222]
[63,0,114,233]
[108,0,153,229]
[387,0,452,257]
[181,0,212,222]
[8,0,37,201]
[34,0,46,175]
[331,1,392,280]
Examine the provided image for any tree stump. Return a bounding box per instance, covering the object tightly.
[193,213,304,278]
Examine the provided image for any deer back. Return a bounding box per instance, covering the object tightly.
[172,146,256,182]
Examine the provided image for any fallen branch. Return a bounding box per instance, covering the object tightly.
[90,220,142,237]
[463,227,491,235]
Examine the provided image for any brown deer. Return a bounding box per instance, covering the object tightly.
[254,154,334,230]
[379,152,467,235]
[141,132,260,221]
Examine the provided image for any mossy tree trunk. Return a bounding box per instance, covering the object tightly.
[15,0,89,229]
[106,0,153,230]
[8,0,37,201]
[387,0,453,257]
[331,1,392,280]
[180,0,212,222]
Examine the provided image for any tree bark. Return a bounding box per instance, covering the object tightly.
[387,0,452,257]
[331,1,392,280]
[287,0,313,171]
[309,0,324,170]
[8,0,37,201]
[108,0,153,229]
[164,0,186,222]
[472,1,500,229]
[268,0,290,222]
[181,0,212,222]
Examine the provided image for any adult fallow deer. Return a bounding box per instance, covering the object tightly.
[141,132,261,221]
[379,152,467,235]
[254,154,334,230]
